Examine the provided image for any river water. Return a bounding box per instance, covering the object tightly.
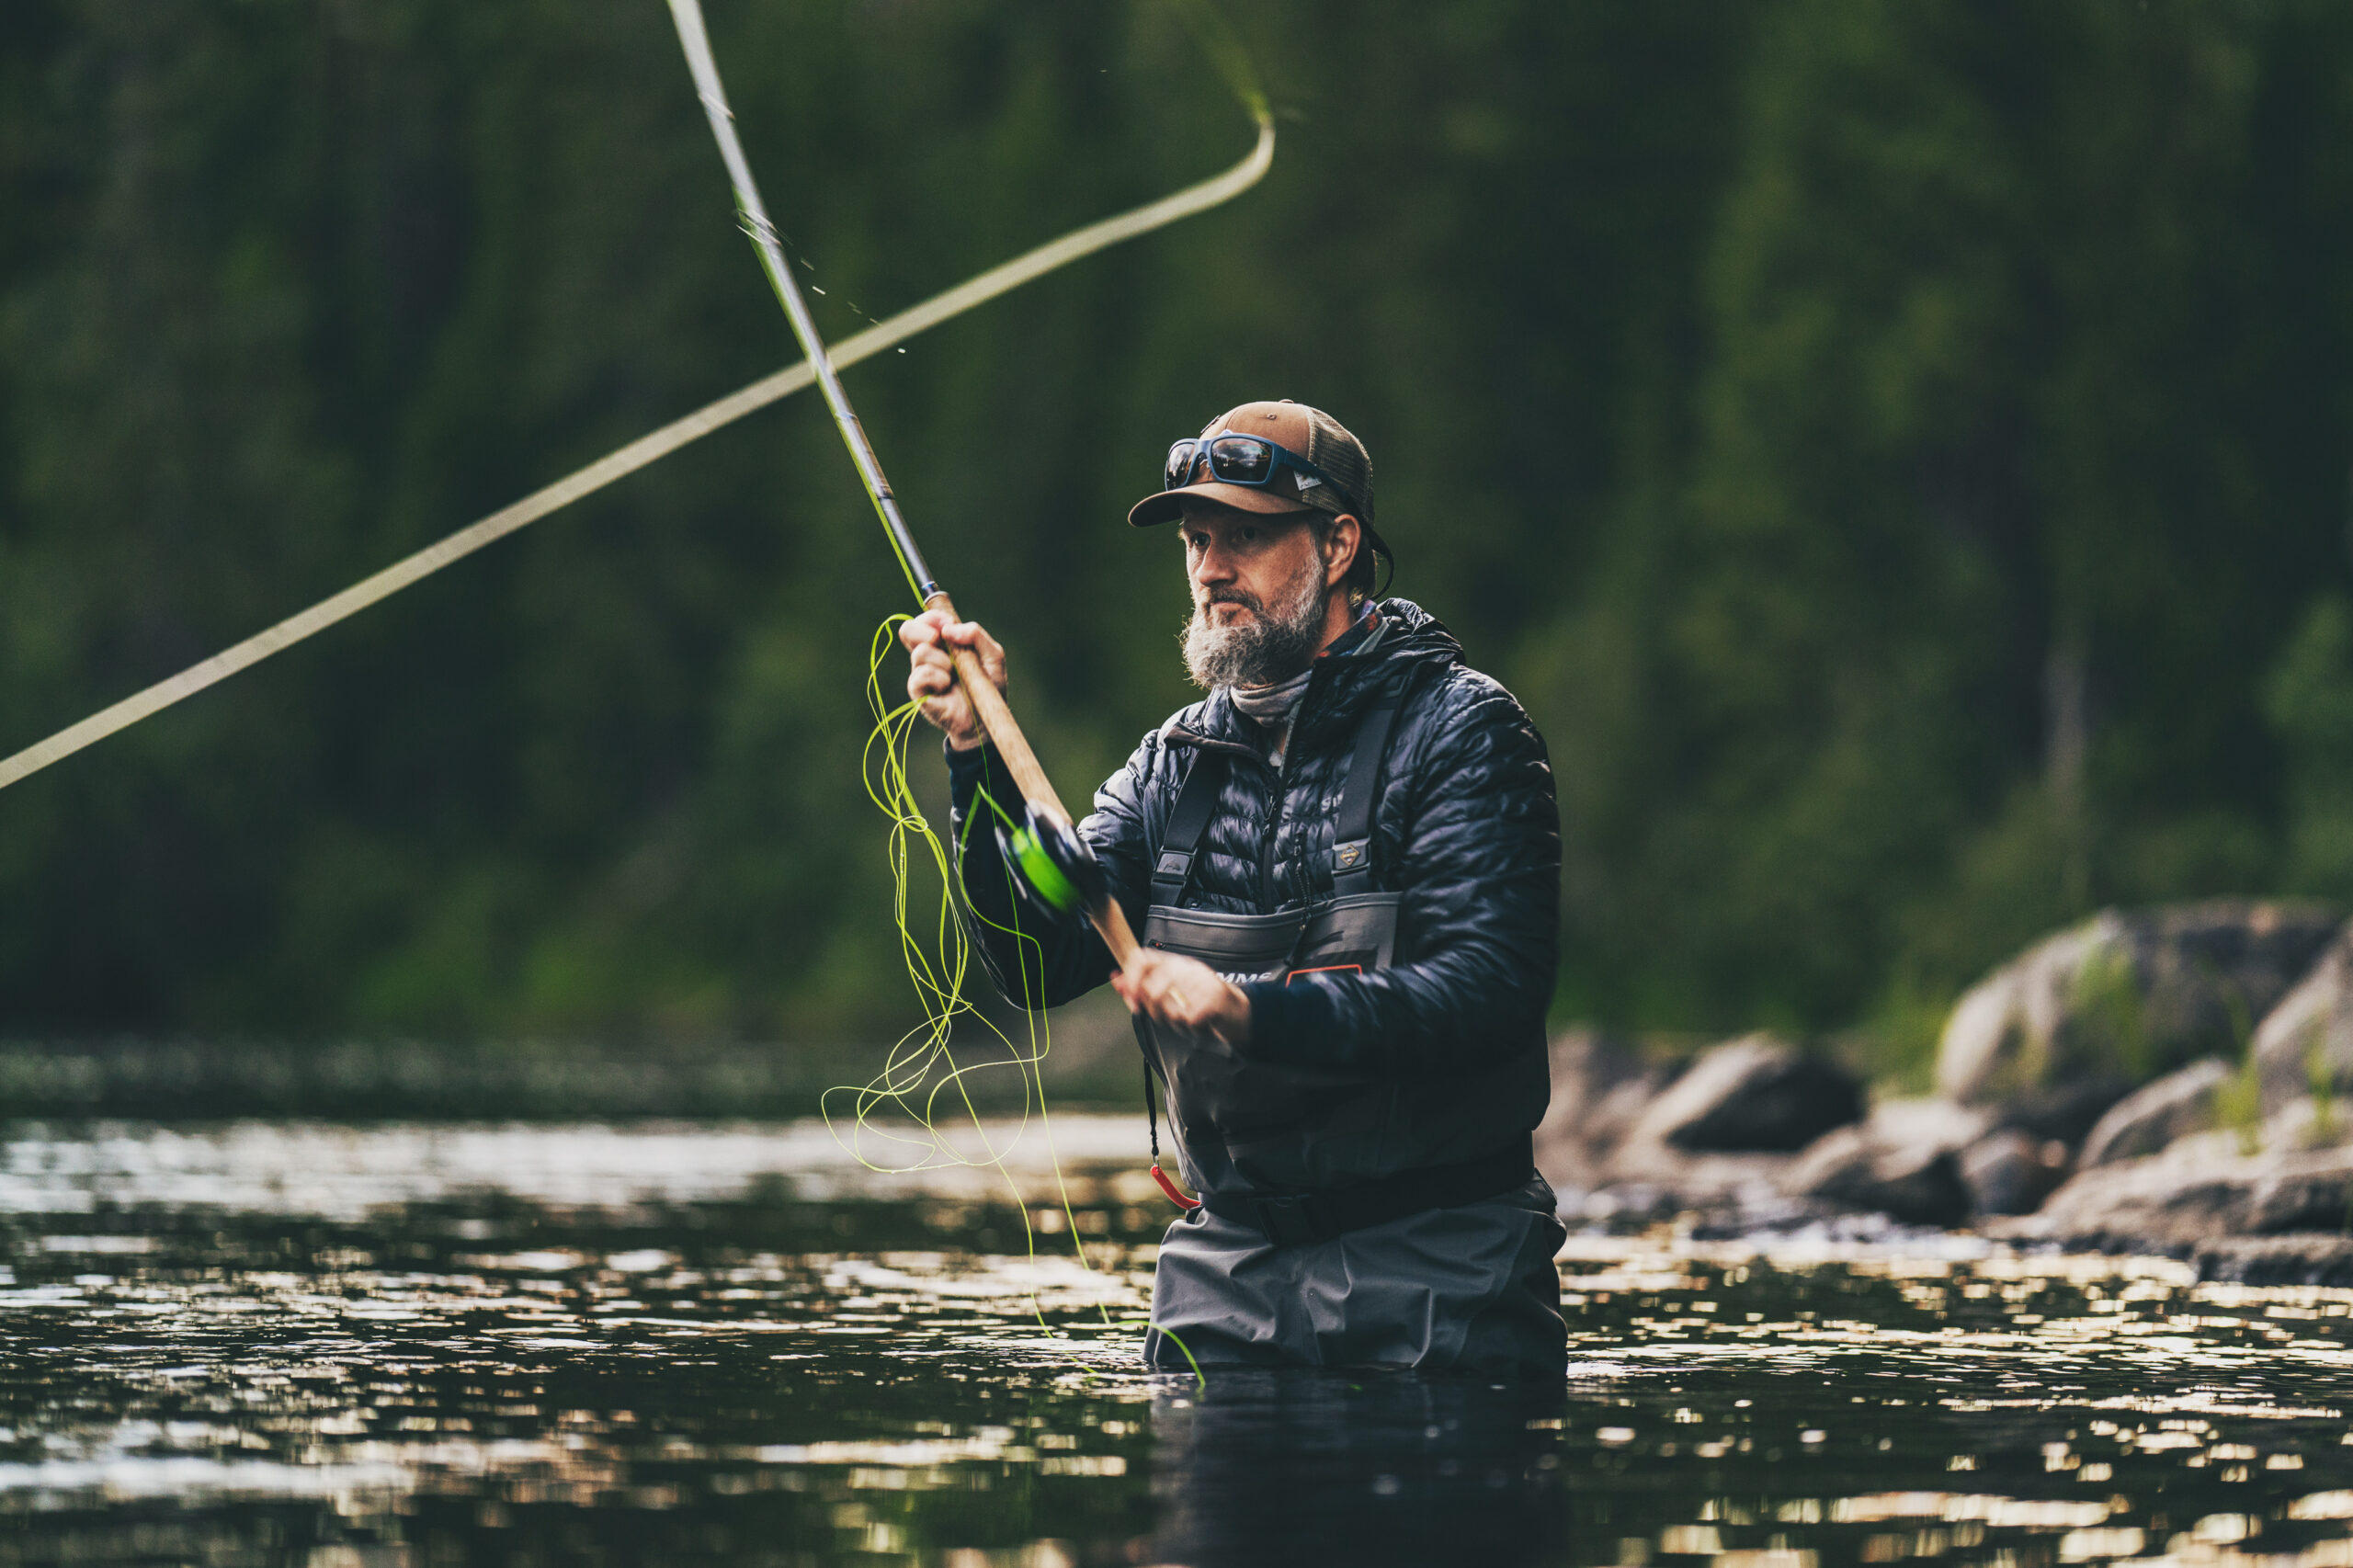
[4,1117,2353,1568]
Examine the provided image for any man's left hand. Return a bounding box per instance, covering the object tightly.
[1112,950,1252,1048]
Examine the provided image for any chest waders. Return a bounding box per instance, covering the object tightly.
[1137,699,1536,1248]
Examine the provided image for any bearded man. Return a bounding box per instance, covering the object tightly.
[900,400,1565,1376]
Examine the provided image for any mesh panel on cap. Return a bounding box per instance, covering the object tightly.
[1302,405,1375,533]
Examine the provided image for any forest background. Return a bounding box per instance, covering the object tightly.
[9,0,2353,1084]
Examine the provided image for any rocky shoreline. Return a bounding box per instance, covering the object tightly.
[1537,899,2353,1284]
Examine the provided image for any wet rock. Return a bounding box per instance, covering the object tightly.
[2193,1233,2353,1287]
[1621,1033,1863,1154]
[1790,1135,1969,1228]
[1532,1029,1679,1192]
[1993,1142,2251,1255]
[2252,920,2353,1114]
[1782,1099,1987,1228]
[2246,1145,2353,1233]
[1555,1034,1860,1224]
[1959,1130,2071,1216]
[1597,1146,1794,1205]
[1937,901,2340,1110]
[1560,1160,1802,1233]
[1994,1104,2353,1255]
[2078,1058,2231,1168]
[1988,1076,2137,1148]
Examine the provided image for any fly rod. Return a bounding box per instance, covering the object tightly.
[666,0,1143,966]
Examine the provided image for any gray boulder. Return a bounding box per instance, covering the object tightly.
[1938,901,2340,1112]
[2001,1141,2260,1255]
[2078,1057,2232,1167]
[1996,1105,2353,1256]
[1959,1129,2072,1216]
[2194,1234,2353,1287]
[1532,1029,1680,1192]
[1985,1077,2142,1149]
[1621,1033,1863,1154]
[1783,1099,1988,1227]
[2252,920,2353,1115]
[1540,1034,1855,1222]
[2247,1147,2353,1233]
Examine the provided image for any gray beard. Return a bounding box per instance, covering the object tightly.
[1180,557,1328,690]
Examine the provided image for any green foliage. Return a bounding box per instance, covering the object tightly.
[2268,593,2353,902]
[2217,1052,2268,1156]
[6,1,2353,1044]
[2309,1022,2338,1145]
[2068,943,2152,1086]
[1845,973,1951,1096]
[2212,965,2265,1154]
[1551,0,2353,1033]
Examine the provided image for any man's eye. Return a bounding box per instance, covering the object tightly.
[1239,528,1257,543]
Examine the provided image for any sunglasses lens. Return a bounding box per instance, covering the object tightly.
[1207,436,1273,483]
[1165,440,1200,491]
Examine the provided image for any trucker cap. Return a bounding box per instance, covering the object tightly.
[1127,400,1389,566]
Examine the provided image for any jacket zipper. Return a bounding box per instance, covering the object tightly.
[1167,725,1286,914]
[1260,783,1284,913]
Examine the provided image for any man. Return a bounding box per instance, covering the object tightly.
[900,400,1565,1376]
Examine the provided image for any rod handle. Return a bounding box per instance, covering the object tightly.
[929,594,1141,967]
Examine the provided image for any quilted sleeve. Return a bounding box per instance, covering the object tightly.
[1237,674,1560,1075]
[946,730,1159,1011]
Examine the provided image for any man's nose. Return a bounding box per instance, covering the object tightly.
[1190,541,1236,585]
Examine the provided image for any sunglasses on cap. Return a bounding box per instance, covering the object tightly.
[1164,432,1356,511]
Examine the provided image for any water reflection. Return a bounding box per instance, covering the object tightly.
[1151,1372,1564,1567]
[2,1119,2352,1566]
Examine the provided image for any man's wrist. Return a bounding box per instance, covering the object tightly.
[944,733,994,776]
[1222,980,1254,1048]
[945,729,986,753]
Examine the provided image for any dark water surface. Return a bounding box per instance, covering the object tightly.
[5,1119,2353,1567]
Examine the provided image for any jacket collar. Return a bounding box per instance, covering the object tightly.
[1166,598,1461,756]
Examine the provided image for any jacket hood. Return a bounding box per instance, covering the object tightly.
[1169,598,1462,752]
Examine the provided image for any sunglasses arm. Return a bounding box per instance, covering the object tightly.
[925,588,1142,967]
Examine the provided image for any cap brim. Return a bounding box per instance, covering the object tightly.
[1127,482,1318,528]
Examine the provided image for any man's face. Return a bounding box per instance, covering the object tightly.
[1180,502,1324,621]
[1176,501,1330,689]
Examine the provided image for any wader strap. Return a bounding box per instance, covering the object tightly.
[1331,702,1398,896]
[1150,749,1226,905]
[1200,1137,1535,1247]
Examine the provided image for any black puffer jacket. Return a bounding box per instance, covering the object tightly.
[947,599,1560,1096]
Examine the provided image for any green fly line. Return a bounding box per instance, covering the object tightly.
[819,619,1105,1322]
[833,616,1206,1387]
[655,0,1265,1376]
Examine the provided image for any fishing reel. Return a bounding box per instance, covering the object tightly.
[996,801,1108,925]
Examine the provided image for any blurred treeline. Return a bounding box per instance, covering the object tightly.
[9,0,2353,1071]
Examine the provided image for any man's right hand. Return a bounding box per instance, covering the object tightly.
[899,609,1006,752]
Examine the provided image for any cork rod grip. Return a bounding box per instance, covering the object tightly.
[929,594,1141,967]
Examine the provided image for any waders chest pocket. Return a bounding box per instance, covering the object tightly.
[1282,892,1398,982]
[1136,699,1406,1165]
[1136,892,1404,1142]
[1140,905,1303,982]
[1136,892,1400,985]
